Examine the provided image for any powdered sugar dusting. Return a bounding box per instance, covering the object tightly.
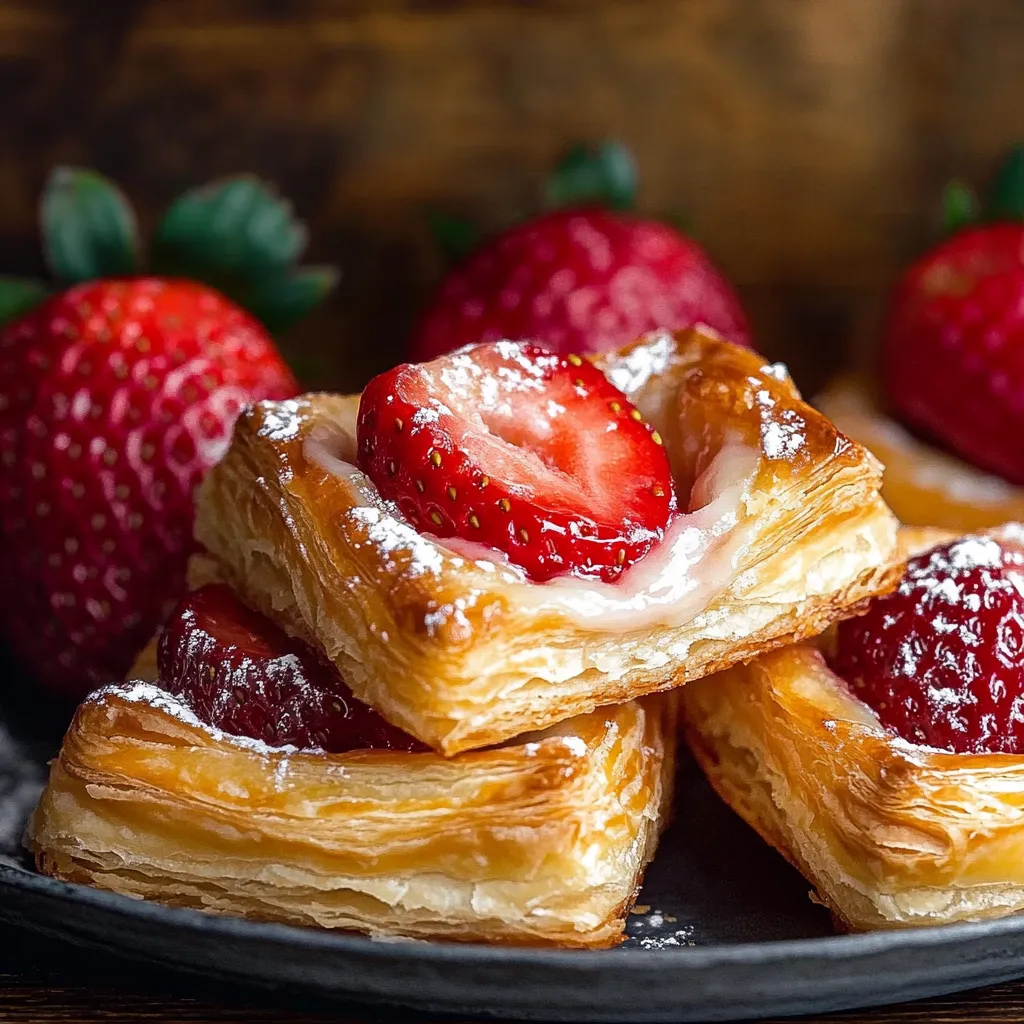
[754,380,805,460]
[257,399,304,442]
[91,680,303,755]
[628,905,696,949]
[636,929,697,950]
[889,536,1007,685]
[603,331,677,396]
[435,340,555,421]
[305,430,449,579]
[422,597,473,638]
[762,419,805,459]
[347,506,446,577]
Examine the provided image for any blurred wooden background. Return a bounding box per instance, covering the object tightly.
[1,0,1023,394]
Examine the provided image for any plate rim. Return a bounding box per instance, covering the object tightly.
[5,857,1024,970]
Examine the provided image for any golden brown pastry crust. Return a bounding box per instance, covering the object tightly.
[29,684,676,948]
[815,375,1024,532]
[682,525,1024,931]
[193,328,901,754]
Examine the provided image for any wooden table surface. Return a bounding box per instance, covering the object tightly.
[1,920,1022,1024]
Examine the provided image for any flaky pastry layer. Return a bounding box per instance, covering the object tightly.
[193,328,900,754]
[29,685,675,948]
[815,376,1024,532]
[682,525,1024,931]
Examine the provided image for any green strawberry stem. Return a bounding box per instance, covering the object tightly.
[542,141,637,212]
[940,180,979,236]
[426,210,482,264]
[151,176,308,291]
[42,168,140,284]
[1,167,337,350]
[428,139,678,267]
[0,278,50,325]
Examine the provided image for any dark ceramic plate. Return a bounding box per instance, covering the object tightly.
[2,673,1024,1023]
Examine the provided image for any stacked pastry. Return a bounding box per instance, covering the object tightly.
[29,328,905,947]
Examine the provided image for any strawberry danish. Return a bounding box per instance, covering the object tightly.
[186,328,899,755]
[683,523,1024,930]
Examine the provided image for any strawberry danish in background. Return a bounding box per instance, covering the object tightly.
[682,523,1024,931]
[30,328,901,946]
[816,145,1024,532]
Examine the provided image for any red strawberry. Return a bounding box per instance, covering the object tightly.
[356,341,675,583]
[158,584,422,752]
[0,168,334,697]
[829,529,1024,754]
[410,207,750,362]
[881,146,1024,485]
[0,279,298,696]
[882,223,1024,484]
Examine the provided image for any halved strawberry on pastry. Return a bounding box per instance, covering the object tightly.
[29,580,675,947]
[683,522,1024,930]
[191,327,901,755]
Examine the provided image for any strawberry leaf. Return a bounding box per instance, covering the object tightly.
[543,141,637,212]
[41,167,140,284]
[241,265,339,336]
[152,176,308,293]
[0,277,48,328]
[941,180,978,235]
[987,145,1024,221]
[427,210,482,263]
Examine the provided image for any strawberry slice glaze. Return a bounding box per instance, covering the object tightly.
[829,530,1024,754]
[356,341,676,583]
[157,584,423,752]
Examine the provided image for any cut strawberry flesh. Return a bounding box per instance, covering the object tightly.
[157,584,423,753]
[829,531,1024,754]
[356,341,675,582]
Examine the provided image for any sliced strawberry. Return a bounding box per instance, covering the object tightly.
[356,341,675,582]
[157,584,423,753]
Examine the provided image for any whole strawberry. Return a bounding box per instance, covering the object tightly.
[0,169,336,696]
[409,143,750,361]
[883,146,1024,485]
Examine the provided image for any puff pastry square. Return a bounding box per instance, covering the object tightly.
[28,674,676,948]
[192,328,901,754]
[681,527,1024,931]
